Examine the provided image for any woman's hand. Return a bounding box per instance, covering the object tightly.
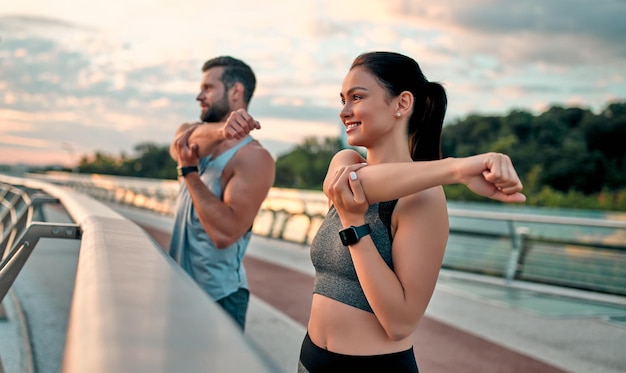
[326,162,369,225]
[455,153,526,203]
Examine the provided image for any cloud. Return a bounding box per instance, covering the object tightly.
[0,1,624,166]
[0,135,51,148]
[251,116,342,158]
[389,1,626,67]
[449,0,625,48]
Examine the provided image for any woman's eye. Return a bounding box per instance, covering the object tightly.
[340,94,362,104]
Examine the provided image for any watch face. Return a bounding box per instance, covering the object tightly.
[339,227,358,246]
[178,166,198,177]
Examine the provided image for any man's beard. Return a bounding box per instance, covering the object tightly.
[200,94,230,122]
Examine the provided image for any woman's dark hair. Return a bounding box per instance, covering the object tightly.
[350,51,447,161]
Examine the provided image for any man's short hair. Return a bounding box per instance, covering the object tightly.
[202,56,256,104]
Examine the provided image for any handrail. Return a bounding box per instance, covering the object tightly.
[26,172,626,229]
[0,174,275,373]
[20,172,626,296]
[1,222,81,303]
[447,208,626,229]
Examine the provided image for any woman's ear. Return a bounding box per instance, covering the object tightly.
[396,91,414,116]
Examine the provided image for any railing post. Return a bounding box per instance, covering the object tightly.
[514,227,531,280]
[0,222,81,303]
[505,226,530,283]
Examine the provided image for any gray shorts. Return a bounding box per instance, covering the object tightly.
[216,287,249,330]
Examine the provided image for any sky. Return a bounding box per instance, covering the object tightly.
[1,0,625,166]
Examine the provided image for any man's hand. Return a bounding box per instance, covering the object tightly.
[171,109,260,163]
[170,122,201,163]
[222,109,261,140]
[174,124,201,167]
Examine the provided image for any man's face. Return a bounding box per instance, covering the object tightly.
[196,67,231,122]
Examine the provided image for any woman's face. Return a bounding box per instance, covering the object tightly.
[339,66,397,147]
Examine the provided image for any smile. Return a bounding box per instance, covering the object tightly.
[345,122,361,131]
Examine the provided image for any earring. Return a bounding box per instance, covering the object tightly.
[395,112,401,117]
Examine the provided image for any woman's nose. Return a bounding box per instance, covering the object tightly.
[340,104,351,120]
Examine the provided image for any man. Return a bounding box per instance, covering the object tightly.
[169,56,275,330]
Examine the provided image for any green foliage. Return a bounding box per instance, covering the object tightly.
[78,143,177,179]
[443,101,626,197]
[74,101,626,211]
[442,185,626,212]
[440,101,626,211]
[274,137,342,190]
[525,186,626,211]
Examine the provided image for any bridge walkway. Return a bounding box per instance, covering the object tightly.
[125,204,626,373]
[1,203,625,373]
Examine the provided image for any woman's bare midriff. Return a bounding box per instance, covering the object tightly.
[307,294,414,355]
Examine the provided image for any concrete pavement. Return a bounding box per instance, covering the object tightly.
[1,203,625,372]
[125,204,626,373]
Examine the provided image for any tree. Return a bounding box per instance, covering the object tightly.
[274,137,342,190]
[73,100,626,210]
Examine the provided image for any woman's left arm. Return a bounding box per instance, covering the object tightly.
[351,188,449,340]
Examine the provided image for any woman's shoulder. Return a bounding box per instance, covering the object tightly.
[396,186,447,215]
[330,149,365,165]
[325,149,366,176]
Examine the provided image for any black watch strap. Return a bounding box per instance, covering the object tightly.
[177,165,199,177]
[339,224,371,246]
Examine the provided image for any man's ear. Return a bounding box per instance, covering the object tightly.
[229,82,245,102]
[396,90,414,116]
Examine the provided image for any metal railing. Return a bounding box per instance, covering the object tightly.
[1,183,77,304]
[0,175,275,373]
[23,171,626,296]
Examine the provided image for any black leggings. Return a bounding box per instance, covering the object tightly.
[298,332,418,373]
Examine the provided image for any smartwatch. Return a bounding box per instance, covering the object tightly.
[339,224,371,246]
[177,165,199,177]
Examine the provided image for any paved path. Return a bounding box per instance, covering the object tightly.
[2,204,625,373]
[125,204,626,373]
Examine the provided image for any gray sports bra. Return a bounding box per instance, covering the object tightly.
[310,200,398,313]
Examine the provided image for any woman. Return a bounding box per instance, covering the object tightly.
[298,52,525,372]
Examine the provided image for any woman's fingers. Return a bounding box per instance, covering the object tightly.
[348,171,368,205]
[492,190,527,203]
[328,163,369,211]
[483,153,523,194]
[461,153,525,203]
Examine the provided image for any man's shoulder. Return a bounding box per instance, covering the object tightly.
[238,139,273,160]
[223,138,274,173]
[223,139,275,188]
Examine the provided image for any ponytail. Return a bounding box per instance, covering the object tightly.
[408,81,447,161]
[349,52,447,161]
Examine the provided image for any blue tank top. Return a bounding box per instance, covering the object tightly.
[310,200,397,313]
[169,136,253,301]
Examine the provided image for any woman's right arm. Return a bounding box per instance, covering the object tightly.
[325,150,525,204]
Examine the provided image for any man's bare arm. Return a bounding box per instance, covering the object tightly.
[183,144,275,248]
[174,109,262,160]
[170,122,200,163]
